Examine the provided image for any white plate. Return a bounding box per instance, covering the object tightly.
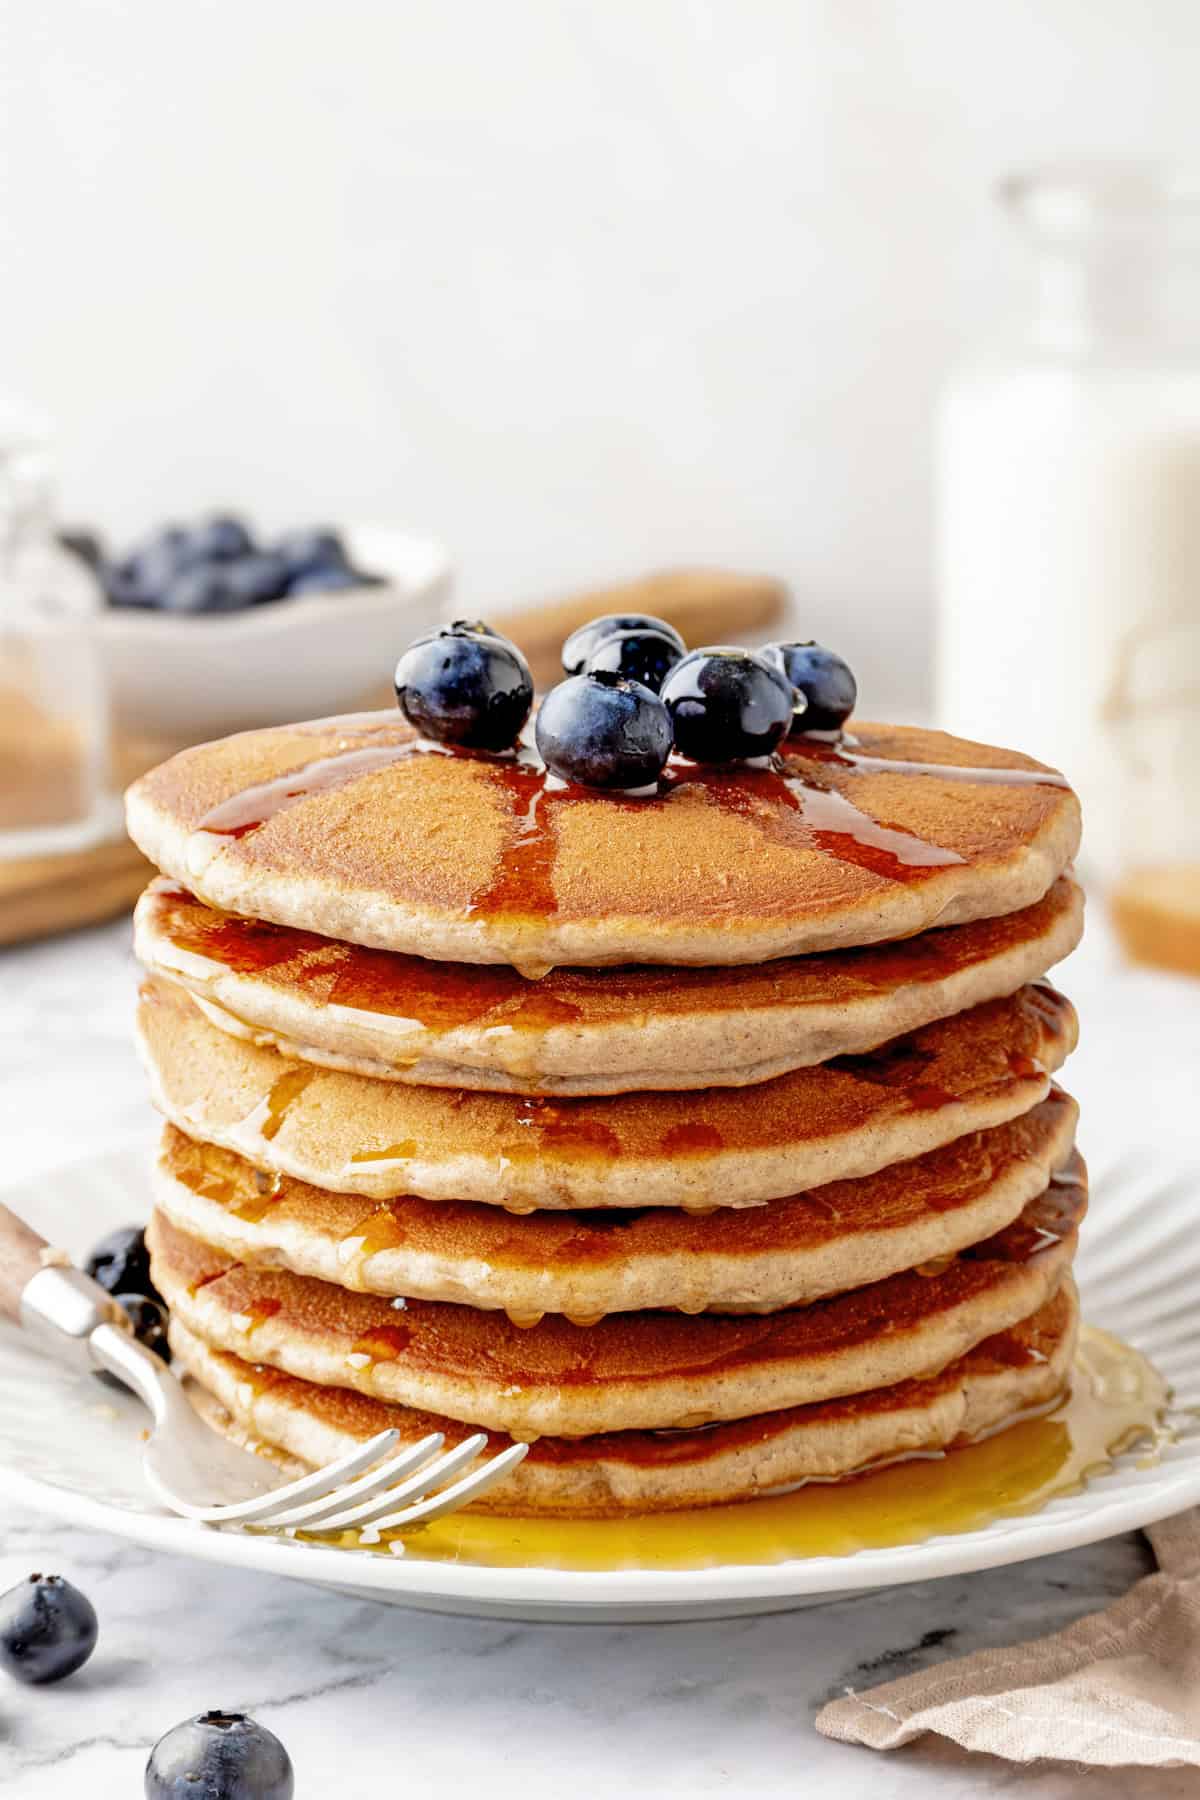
[2,1142,1198,1622]
[100,522,451,739]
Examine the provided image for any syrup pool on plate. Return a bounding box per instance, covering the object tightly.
[321,1327,1170,1572]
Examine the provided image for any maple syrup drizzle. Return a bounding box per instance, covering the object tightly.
[336,1204,410,1287]
[192,738,438,842]
[347,1323,413,1366]
[349,1139,417,1168]
[316,1327,1169,1572]
[808,744,1072,789]
[233,1297,282,1335]
[500,1098,622,1166]
[256,1066,316,1143]
[182,730,1046,940]
[185,1265,233,1299]
[231,1168,284,1224]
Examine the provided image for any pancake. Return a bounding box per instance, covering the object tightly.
[169,1283,1080,1515]
[137,975,1076,1209]
[124,712,1081,973]
[134,875,1084,1096]
[147,1174,1082,1436]
[151,1092,1080,1315]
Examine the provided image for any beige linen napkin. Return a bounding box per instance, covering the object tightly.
[817,1509,1200,1768]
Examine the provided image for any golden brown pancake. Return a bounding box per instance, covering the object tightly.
[124,713,1081,972]
[170,1284,1079,1515]
[137,976,1077,1209]
[151,1092,1080,1315]
[148,1175,1082,1436]
[134,875,1084,1095]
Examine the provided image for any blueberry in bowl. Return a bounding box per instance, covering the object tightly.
[145,1711,294,1799]
[96,516,385,615]
[660,646,794,763]
[273,526,351,583]
[535,669,673,791]
[761,641,857,733]
[561,612,685,677]
[287,564,380,596]
[395,621,534,751]
[184,514,256,563]
[0,1574,98,1685]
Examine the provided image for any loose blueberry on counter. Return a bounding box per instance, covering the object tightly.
[84,1224,162,1305]
[535,669,673,790]
[395,621,534,751]
[561,612,685,677]
[0,1575,98,1685]
[660,646,794,762]
[145,1712,294,1800]
[762,641,857,732]
[584,626,684,693]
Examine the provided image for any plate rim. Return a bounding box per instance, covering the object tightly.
[4,1137,1198,1618]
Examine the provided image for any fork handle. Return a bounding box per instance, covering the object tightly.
[0,1201,55,1323]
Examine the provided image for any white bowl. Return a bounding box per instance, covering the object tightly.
[100,522,452,741]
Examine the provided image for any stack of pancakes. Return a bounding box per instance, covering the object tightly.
[124,713,1084,1518]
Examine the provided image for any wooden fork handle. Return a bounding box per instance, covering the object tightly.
[0,1200,54,1323]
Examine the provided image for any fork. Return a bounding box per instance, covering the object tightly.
[0,1200,527,1535]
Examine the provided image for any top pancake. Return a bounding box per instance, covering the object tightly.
[125,712,1081,972]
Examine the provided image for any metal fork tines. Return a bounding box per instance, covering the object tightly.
[6,1241,528,1539]
[241,1432,530,1539]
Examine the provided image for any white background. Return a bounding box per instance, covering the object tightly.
[0,0,1196,708]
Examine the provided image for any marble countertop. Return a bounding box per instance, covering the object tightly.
[1,909,1196,1797]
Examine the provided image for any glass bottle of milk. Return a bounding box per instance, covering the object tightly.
[936,167,1200,918]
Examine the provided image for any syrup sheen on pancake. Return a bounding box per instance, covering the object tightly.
[133,875,1084,1094]
[148,1170,1083,1437]
[136,976,1078,1209]
[169,1287,1095,1519]
[150,1091,1080,1315]
[123,714,1082,969]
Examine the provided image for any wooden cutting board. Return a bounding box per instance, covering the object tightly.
[0,835,153,947]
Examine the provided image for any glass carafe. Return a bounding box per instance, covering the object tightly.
[0,405,111,859]
[936,165,1200,937]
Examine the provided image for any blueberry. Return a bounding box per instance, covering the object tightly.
[395,622,533,751]
[185,515,256,562]
[286,565,364,596]
[584,627,684,693]
[535,669,672,791]
[761,641,857,733]
[114,527,193,605]
[117,1295,171,1363]
[0,1575,97,1685]
[224,552,291,607]
[274,527,349,580]
[561,613,685,677]
[145,1711,294,1800]
[84,1224,161,1304]
[159,565,249,615]
[102,561,155,608]
[660,646,794,763]
[57,527,105,570]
